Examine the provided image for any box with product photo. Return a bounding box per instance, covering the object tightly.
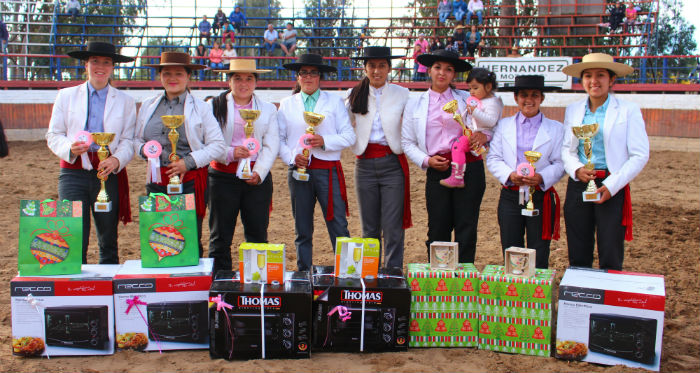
[238,242,285,284]
[10,264,120,357]
[334,237,380,278]
[555,267,665,371]
[312,265,410,353]
[112,259,213,352]
[209,271,312,360]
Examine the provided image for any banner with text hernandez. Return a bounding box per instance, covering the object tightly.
[476,57,573,90]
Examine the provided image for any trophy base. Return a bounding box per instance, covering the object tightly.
[292,170,309,182]
[582,191,601,202]
[239,172,252,180]
[521,208,540,217]
[167,184,183,194]
[94,201,112,213]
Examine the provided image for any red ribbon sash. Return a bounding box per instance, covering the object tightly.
[308,158,349,222]
[595,170,633,241]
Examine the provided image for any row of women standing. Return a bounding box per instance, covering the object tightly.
[46,41,649,274]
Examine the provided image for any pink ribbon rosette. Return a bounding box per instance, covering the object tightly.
[74,131,94,170]
[516,162,535,205]
[143,140,163,184]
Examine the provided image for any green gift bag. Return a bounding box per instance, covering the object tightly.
[139,193,198,267]
[18,199,83,276]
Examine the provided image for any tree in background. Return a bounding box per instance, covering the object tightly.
[646,0,697,82]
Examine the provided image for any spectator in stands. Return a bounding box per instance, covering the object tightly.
[209,41,225,70]
[262,24,279,56]
[413,44,427,81]
[507,45,522,57]
[66,0,81,18]
[194,44,208,81]
[415,33,430,54]
[222,41,237,69]
[213,8,227,36]
[198,15,212,45]
[221,21,235,45]
[438,0,453,26]
[445,36,459,53]
[0,18,8,54]
[453,0,467,25]
[429,36,444,52]
[465,25,481,57]
[608,2,625,32]
[280,22,298,57]
[229,5,248,33]
[688,58,700,84]
[453,25,467,56]
[623,2,639,32]
[467,0,484,25]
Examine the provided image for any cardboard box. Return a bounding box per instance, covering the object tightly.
[504,247,536,278]
[478,265,555,357]
[312,265,410,353]
[209,271,312,360]
[555,267,665,371]
[429,241,459,271]
[334,237,379,279]
[113,259,213,351]
[406,263,479,347]
[11,264,120,357]
[238,242,285,284]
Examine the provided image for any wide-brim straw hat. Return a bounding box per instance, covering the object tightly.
[67,41,134,63]
[143,51,207,70]
[416,49,472,73]
[283,53,337,73]
[350,46,403,60]
[213,59,272,74]
[500,75,561,92]
[562,53,634,78]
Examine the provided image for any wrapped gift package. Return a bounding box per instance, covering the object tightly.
[406,263,480,347]
[209,271,312,360]
[478,265,555,357]
[11,264,120,357]
[113,259,213,351]
[555,267,665,371]
[312,265,410,353]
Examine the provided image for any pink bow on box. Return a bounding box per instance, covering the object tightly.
[327,305,352,322]
[211,294,235,359]
[125,296,162,354]
[211,294,232,311]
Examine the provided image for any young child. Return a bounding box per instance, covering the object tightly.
[441,67,503,188]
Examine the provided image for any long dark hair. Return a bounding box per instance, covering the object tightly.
[212,89,231,129]
[466,67,498,91]
[348,77,371,114]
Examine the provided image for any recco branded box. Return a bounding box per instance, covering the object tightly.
[555,267,665,371]
[113,259,213,351]
[10,264,120,357]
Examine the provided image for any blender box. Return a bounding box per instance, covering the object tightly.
[334,237,380,279]
[238,242,285,284]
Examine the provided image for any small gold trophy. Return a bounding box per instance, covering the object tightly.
[521,150,542,217]
[442,100,486,155]
[292,111,325,181]
[92,132,116,213]
[572,123,601,202]
[238,109,261,180]
[161,115,185,194]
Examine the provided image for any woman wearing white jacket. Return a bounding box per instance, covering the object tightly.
[207,60,279,273]
[134,52,226,255]
[46,41,136,264]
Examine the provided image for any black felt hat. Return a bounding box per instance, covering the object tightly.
[416,49,471,73]
[499,75,562,92]
[283,53,337,73]
[350,46,403,60]
[67,41,134,63]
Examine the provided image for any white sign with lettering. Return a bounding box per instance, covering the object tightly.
[475,57,573,89]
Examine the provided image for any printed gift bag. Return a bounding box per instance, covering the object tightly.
[139,193,198,267]
[18,199,82,276]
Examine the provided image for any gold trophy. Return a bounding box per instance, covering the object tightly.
[238,109,261,180]
[442,100,486,155]
[572,123,601,202]
[521,151,542,217]
[92,132,116,212]
[292,111,325,181]
[161,115,185,194]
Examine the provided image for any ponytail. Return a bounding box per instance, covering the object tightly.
[212,89,231,129]
[292,82,301,94]
[348,77,371,115]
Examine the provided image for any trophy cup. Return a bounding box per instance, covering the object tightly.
[292,111,325,181]
[521,150,542,217]
[442,100,486,155]
[161,115,185,194]
[572,123,601,202]
[238,109,261,180]
[92,132,116,212]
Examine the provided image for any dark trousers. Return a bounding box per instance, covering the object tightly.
[207,169,273,273]
[425,160,485,263]
[288,167,349,271]
[564,177,626,270]
[146,180,206,257]
[497,188,554,269]
[58,167,120,264]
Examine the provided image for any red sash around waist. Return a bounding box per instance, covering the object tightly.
[503,184,560,241]
[209,160,256,174]
[156,166,208,219]
[308,158,349,222]
[60,153,132,225]
[595,170,633,241]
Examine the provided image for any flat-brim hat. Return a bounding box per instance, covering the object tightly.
[350,46,403,60]
[500,75,561,92]
[562,53,634,78]
[143,52,207,70]
[283,53,337,73]
[67,41,134,63]
[213,59,272,74]
[416,49,471,73]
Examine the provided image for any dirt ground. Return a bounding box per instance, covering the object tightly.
[0,140,697,373]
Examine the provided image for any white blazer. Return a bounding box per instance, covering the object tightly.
[278,90,356,165]
[561,94,649,197]
[486,114,566,191]
[46,82,136,172]
[345,83,409,155]
[401,88,470,170]
[209,93,279,182]
[134,91,226,168]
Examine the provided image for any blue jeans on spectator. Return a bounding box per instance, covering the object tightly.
[453,9,466,23]
[263,41,277,54]
[439,12,451,24]
[68,8,80,18]
[466,10,483,25]
[210,62,224,70]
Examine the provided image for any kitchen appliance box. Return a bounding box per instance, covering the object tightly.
[556,267,665,371]
[112,259,213,351]
[10,264,120,357]
[406,263,480,347]
[311,266,410,353]
[209,271,312,360]
[478,265,555,357]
